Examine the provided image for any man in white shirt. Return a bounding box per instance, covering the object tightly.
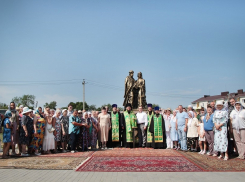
[136,106,148,147]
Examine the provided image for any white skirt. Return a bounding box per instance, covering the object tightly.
[199,136,206,141]
[42,124,55,151]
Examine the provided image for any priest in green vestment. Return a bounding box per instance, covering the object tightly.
[146,103,154,148]
[109,104,122,148]
[121,103,137,148]
[149,106,166,149]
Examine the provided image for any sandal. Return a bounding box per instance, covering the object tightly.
[224,156,229,161]
[218,155,223,159]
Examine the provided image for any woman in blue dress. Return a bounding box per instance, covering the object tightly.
[2,111,12,159]
[170,110,179,149]
[213,101,229,160]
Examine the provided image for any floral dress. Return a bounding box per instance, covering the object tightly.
[3,118,11,143]
[61,116,69,142]
[91,117,98,148]
[54,117,62,142]
[29,113,46,151]
[19,115,33,145]
[213,109,228,152]
[77,118,91,150]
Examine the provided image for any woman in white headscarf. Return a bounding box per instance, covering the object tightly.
[187,111,199,152]
[230,102,245,159]
[213,101,229,160]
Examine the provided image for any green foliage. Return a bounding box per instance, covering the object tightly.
[12,94,36,108]
[44,101,57,109]
[118,107,124,111]
[68,102,90,111]
[88,104,97,111]
[152,103,161,109]
[0,103,8,109]
[100,103,112,111]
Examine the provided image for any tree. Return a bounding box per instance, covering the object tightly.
[12,94,36,108]
[67,102,89,111]
[12,97,21,106]
[152,103,161,109]
[118,107,124,111]
[0,103,8,109]
[100,103,112,111]
[88,104,97,111]
[44,101,57,109]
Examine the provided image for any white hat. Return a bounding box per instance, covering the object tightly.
[188,105,193,108]
[22,107,32,114]
[62,109,67,113]
[19,105,24,109]
[216,101,224,106]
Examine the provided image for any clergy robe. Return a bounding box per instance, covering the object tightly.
[146,111,154,148]
[107,111,122,148]
[121,110,137,148]
[149,113,166,149]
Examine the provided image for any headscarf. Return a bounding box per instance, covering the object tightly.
[9,102,16,112]
[83,112,88,119]
[55,109,61,117]
[35,107,44,118]
[232,102,243,133]
[215,101,226,111]
[5,110,12,118]
[188,111,194,127]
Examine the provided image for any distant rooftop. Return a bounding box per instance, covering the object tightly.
[192,89,245,104]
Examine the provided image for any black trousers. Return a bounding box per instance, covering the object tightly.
[70,133,79,151]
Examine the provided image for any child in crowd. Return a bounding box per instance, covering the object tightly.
[187,111,199,152]
[198,118,207,154]
[2,111,12,159]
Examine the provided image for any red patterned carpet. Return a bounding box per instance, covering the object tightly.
[76,156,204,172]
[93,148,182,157]
[39,151,94,158]
[176,150,245,172]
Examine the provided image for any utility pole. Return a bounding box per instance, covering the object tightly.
[82,79,85,111]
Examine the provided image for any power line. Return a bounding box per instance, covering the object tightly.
[0,78,202,99]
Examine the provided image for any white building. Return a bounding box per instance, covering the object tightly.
[192,89,245,110]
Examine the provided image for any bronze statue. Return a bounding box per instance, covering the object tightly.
[123,70,135,108]
[123,70,147,109]
[135,72,147,108]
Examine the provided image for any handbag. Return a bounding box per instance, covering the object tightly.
[47,124,55,133]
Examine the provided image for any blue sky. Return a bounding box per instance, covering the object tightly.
[0,0,244,109]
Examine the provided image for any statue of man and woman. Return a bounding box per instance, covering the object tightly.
[123,70,147,109]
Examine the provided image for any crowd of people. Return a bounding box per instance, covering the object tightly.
[0,97,244,161]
